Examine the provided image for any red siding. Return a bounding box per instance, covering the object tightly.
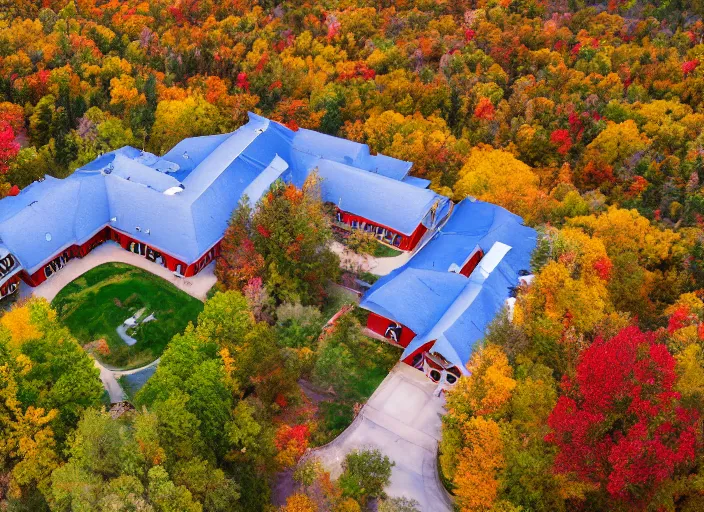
[0,275,20,299]
[460,249,484,277]
[404,223,427,252]
[366,312,416,348]
[402,340,436,366]
[336,209,426,252]
[183,242,220,277]
[16,226,220,289]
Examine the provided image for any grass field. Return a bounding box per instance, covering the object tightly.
[371,240,403,258]
[52,263,204,369]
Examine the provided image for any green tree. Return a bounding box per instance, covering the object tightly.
[250,176,340,305]
[338,449,394,503]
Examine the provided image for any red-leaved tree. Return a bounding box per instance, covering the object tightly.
[0,122,20,174]
[546,326,699,508]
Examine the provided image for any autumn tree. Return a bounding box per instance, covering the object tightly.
[0,299,102,506]
[452,145,551,223]
[149,96,223,155]
[215,199,265,292]
[249,176,339,305]
[546,326,699,509]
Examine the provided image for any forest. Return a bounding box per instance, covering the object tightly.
[3,0,704,511]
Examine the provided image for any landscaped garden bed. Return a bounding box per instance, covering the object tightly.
[51,262,204,368]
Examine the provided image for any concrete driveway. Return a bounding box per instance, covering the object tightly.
[312,363,453,511]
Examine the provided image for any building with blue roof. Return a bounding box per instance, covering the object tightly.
[360,198,536,386]
[0,113,450,299]
[0,113,536,386]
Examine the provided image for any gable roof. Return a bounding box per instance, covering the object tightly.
[360,199,536,372]
[315,158,449,235]
[0,113,434,280]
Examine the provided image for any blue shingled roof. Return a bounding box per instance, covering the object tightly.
[360,199,536,372]
[315,158,449,235]
[0,113,431,278]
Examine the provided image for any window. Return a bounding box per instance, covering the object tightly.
[384,322,402,342]
[445,373,457,385]
[429,370,441,382]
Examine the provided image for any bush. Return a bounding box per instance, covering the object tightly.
[338,449,394,502]
[378,497,421,512]
[276,302,324,349]
[346,230,378,255]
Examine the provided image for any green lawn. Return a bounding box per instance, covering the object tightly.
[52,263,204,369]
[371,240,403,258]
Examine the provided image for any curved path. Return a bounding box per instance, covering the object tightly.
[22,241,215,402]
[308,363,454,511]
[94,357,162,403]
[23,241,216,303]
[330,241,411,276]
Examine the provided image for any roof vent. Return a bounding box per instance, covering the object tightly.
[110,217,117,223]
[448,263,461,274]
[45,233,52,242]
[145,229,150,235]
[182,151,189,159]
[135,226,141,232]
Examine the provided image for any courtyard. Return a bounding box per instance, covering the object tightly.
[51,262,204,369]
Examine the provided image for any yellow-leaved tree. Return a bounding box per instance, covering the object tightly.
[454,416,505,512]
[567,206,681,267]
[280,493,318,512]
[440,345,515,489]
[452,144,550,223]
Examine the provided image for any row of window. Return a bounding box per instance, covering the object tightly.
[337,212,404,247]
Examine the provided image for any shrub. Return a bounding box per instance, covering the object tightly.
[378,497,421,512]
[346,230,378,255]
[338,449,394,502]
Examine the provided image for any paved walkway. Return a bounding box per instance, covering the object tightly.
[310,363,453,511]
[330,241,410,276]
[21,241,215,402]
[95,357,162,403]
[23,241,217,303]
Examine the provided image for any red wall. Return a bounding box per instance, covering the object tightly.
[460,249,484,277]
[0,275,20,299]
[402,340,436,367]
[183,242,220,277]
[366,311,416,348]
[18,227,220,288]
[336,210,426,252]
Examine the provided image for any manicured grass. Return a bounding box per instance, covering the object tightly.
[371,240,403,258]
[358,271,380,285]
[52,263,204,369]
